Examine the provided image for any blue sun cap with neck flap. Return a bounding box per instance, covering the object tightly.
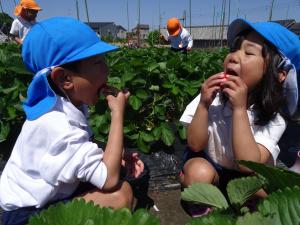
[228,18,300,116]
[22,17,118,120]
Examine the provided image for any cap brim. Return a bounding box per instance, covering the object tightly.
[227,19,252,47]
[169,28,181,36]
[66,40,119,63]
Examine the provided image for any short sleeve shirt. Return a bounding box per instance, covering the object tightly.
[0,97,107,210]
[10,16,36,41]
[180,94,287,169]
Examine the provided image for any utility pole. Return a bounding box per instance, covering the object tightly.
[183,10,187,27]
[269,0,275,21]
[220,0,226,47]
[75,0,80,20]
[0,0,3,13]
[189,0,192,34]
[84,0,90,23]
[127,0,130,32]
[137,0,140,47]
[158,0,161,33]
[227,0,231,26]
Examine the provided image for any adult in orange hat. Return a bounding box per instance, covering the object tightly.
[160,17,193,53]
[10,0,42,45]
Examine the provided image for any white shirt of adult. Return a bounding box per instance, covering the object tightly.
[9,16,36,41]
[180,93,286,170]
[167,27,193,49]
[0,96,107,211]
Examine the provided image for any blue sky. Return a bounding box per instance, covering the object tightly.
[1,0,300,31]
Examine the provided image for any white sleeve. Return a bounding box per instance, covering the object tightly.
[39,129,107,189]
[253,114,287,164]
[186,34,193,48]
[10,19,20,37]
[179,94,201,126]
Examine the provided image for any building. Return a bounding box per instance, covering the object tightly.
[86,22,127,40]
[132,24,150,40]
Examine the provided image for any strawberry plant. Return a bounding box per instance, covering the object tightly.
[89,47,227,153]
[181,161,300,225]
[0,44,228,156]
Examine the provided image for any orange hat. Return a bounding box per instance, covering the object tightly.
[14,0,42,16]
[167,17,181,36]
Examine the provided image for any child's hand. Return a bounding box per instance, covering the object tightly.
[103,85,130,115]
[221,75,248,110]
[200,72,224,108]
[121,152,144,178]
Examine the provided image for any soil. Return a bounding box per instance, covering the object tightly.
[148,189,191,225]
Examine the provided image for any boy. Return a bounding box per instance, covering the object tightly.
[160,17,193,53]
[0,17,144,225]
[10,0,42,45]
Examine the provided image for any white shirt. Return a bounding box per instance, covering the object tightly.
[0,97,107,210]
[180,94,286,169]
[10,16,36,41]
[168,27,193,49]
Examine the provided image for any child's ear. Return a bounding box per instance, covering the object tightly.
[50,67,74,90]
[278,70,287,83]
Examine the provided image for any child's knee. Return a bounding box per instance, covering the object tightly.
[182,158,218,185]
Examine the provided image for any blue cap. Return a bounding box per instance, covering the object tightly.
[22,17,118,120]
[228,19,300,115]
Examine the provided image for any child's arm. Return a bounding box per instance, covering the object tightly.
[222,75,270,172]
[188,73,224,151]
[102,91,130,190]
[13,36,23,45]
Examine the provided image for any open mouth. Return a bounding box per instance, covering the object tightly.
[225,68,238,76]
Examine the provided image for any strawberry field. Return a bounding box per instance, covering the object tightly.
[0,43,228,158]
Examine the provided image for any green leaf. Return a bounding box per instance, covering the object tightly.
[258,186,300,225]
[186,210,235,225]
[236,212,273,225]
[147,63,159,72]
[140,131,155,142]
[149,85,160,92]
[171,86,179,95]
[181,183,229,209]
[227,176,265,209]
[135,89,149,100]
[28,199,159,225]
[160,123,175,146]
[178,125,187,140]
[238,160,300,193]
[152,126,162,141]
[0,121,10,142]
[128,96,142,110]
[158,62,167,70]
[137,137,150,153]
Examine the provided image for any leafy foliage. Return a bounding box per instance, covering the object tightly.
[28,199,160,225]
[0,44,228,156]
[238,160,300,193]
[182,183,229,209]
[182,161,300,225]
[146,30,161,46]
[226,176,265,210]
[90,47,227,153]
[0,43,31,143]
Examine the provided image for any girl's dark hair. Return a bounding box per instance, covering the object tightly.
[226,30,287,125]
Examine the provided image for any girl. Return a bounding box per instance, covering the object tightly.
[179,18,300,215]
